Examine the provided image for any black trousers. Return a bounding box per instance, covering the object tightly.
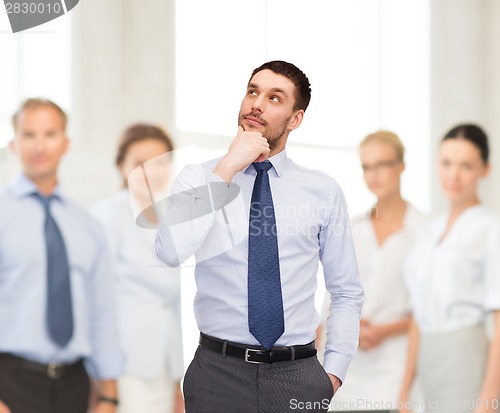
[0,354,90,413]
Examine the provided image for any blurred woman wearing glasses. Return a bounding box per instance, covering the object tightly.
[331,130,425,411]
[400,124,500,413]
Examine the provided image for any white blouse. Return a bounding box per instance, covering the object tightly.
[330,203,426,408]
[352,203,426,324]
[405,205,500,334]
[92,190,184,380]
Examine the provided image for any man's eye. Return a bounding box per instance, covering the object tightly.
[270,96,280,102]
[248,90,257,95]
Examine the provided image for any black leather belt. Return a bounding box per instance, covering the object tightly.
[199,333,317,364]
[0,353,84,380]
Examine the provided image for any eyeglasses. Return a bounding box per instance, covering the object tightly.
[361,159,401,173]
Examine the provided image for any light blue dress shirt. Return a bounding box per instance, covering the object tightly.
[0,174,122,379]
[156,150,364,382]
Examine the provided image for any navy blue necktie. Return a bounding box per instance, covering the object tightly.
[35,194,74,347]
[248,161,284,349]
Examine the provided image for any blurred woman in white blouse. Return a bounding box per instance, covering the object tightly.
[331,131,426,411]
[92,124,184,413]
[400,124,500,413]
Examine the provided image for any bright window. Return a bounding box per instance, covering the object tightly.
[0,10,72,150]
[176,0,431,367]
[176,0,430,214]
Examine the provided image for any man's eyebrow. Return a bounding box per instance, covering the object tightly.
[270,87,287,97]
[247,84,288,97]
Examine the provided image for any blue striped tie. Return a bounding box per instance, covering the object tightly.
[35,194,74,347]
[248,161,284,349]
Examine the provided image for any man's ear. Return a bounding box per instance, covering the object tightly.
[62,135,70,154]
[400,161,406,173]
[288,110,304,131]
[8,138,17,154]
[482,162,491,178]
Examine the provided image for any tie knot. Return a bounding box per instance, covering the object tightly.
[252,160,273,173]
[32,193,54,210]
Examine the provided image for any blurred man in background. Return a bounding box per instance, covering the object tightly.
[0,98,121,413]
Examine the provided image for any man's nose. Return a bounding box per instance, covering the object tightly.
[34,136,46,151]
[449,166,460,181]
[252,96,264,113]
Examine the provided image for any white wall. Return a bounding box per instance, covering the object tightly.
[3,0,499,212]
[485,0,500,212]
[430,0,500,212]
[2,0,500,375]
[27,0,178,206]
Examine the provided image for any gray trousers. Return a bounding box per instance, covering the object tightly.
[183,343,334,413]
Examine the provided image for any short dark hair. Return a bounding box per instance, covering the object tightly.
[442,124,489,164]
[249,60,311,112]
[12,98,68,131]
[115,123,174,167]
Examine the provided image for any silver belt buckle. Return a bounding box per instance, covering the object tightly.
[47,362,61,379]
[245,348,265,364]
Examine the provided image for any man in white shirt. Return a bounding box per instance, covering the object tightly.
[156,61,363,413]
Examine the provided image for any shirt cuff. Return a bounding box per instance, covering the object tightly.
[207,170,226,184]
[322,349,350,383]
[206,171,238,211]
[85,352,123,380]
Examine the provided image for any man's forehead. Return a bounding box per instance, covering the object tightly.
[15,107,65,131]
[20,106,58,116]
[17,107,62,123]
[248,69,295,92]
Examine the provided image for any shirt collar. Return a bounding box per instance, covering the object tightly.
[9,173,65,202]
[243,149,289,177]
[363,202,416,236]
[402,202,418,231]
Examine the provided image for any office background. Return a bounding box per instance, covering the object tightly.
[1,0,500,369]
